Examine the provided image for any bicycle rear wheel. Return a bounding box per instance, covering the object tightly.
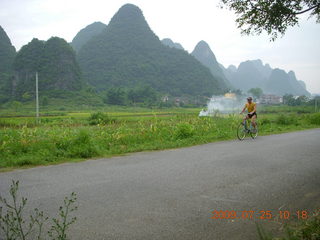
[250,123,258,139]
[237,123,247,140]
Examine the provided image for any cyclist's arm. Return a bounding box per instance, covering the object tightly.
[240,105,247,114]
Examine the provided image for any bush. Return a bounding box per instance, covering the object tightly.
[69,130,100,158]
[260,118,271,125]
[308,113,320,125]
[88,112,116,125]
[275,114,298,125]
[174,123,195,139]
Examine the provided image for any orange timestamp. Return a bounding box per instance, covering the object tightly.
[210,210,308,220]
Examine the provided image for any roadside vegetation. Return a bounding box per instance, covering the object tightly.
[257,209,320,240]
[0,180,77,240]
[0,104,319,171]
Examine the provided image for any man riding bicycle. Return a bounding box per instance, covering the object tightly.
[240,97,257,129]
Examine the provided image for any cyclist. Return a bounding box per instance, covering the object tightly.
[240,97,257,130]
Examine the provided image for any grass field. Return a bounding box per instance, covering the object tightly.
[0,105,319,171]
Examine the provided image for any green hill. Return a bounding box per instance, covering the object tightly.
[78,4,223,97]
[191,41,231,90]
[71,22,107,52]
[13,37,83,99]
[0,26,16,102]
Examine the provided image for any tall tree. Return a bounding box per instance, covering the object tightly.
[220,0,320,40]
[248,87,263,99]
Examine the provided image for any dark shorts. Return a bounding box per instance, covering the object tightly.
[247,112,257,119]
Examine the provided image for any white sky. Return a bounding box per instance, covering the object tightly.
[1,0,319,93]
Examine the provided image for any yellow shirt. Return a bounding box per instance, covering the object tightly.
[245,102,256,113]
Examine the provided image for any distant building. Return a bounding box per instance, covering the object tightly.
[224,93,236,99]
[161,95,169,102]
[260,94,283,104]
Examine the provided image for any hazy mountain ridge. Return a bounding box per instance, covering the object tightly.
[77,4,223,96]
[161,38,184,50]
[223,59,310,96]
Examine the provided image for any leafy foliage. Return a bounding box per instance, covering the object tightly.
[104,87,126,105]
[220,0,320,40]
[248,87,263,99]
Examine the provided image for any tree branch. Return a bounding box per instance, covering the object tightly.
[294,4,319,15]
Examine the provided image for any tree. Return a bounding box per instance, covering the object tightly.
[283,94,298,105]
[41,96,49,106]
[248,88,263,99]
[220,0,320,40]
[11,101,22,112]
[104,88,125,105]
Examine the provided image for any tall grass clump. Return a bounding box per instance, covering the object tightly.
[67,129,101,158]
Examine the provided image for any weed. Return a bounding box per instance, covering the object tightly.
[0,180,78,240]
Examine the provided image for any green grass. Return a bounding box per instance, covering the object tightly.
[257,209,320,240]
[0,107,319,171]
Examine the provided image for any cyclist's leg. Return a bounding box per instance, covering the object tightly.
[243,114,249,122]
[251,115,257,128]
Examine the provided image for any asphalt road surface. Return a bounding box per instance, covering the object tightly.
[0,129,319,240]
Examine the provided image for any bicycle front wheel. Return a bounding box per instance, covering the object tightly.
[237,123,246,140]
[250,123,258,139]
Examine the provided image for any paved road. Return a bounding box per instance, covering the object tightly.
[0,129,319,240]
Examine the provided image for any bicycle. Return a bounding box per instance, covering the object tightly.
[237,115,258,140]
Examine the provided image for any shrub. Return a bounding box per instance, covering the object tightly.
[88,112,116,125]
[260,118,271,125]
[308,113,320,125]
[174,123,195,139]
[275,114,298,125]
[69,130,100,158]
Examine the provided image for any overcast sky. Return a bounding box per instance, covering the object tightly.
[1,0,319,94]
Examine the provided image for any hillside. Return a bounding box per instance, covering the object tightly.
[78,4,223,96]
[71,22,107,52]
[13,37,83,99]
[0,26,16,102]
[191,41,230,90]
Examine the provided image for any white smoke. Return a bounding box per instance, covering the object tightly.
[199,95,246,116]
